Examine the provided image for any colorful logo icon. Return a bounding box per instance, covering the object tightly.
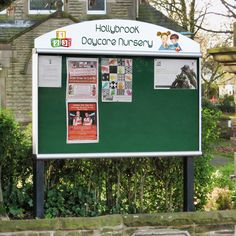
[51,30,72,48]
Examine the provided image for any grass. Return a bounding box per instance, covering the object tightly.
[210,136,236,186]
[212,138,236,159]
[211,138,236,187]
[205,137,236,210]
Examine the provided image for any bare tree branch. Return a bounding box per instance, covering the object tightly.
[219,0,236,18]
[195,25,233,34]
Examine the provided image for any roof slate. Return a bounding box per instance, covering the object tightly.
[0,26,29,43]
[0,12,78,43]
[0,3,188,43]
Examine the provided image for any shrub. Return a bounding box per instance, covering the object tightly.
[193,108,221,210]
[0,106,222,218]
[201,108,221,153]
[0,109,32,218]
[205,187,232,211]
[218,95,235,113]
[202,97,218,110]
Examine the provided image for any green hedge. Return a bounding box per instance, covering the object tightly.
[0,107,221,219]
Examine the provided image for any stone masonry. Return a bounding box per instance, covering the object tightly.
[1,211,236,236]
[0,0,187,123]
[0,0,137,122]
[4,17,76,122]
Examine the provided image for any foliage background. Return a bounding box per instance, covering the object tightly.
[0,107,221,218]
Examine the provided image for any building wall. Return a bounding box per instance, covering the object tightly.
[4,0,136,21]
[0,0,137,122]
[219,84,234,97]
[5,18,75,122]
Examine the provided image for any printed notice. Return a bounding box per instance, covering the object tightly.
[38,55,62,87]
[101,58,133,102]
[67,58,98,101]
[154,59,197,89]
[67,102,98,143]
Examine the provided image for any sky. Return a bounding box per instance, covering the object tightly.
[199,0,235,31]
[195,0,235,48]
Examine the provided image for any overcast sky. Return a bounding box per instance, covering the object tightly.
[199,0,235,30]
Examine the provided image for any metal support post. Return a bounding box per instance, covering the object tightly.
[33,157,45,218]
[183,156,195,212]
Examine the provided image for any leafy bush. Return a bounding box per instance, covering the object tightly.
[205,187,232,210]
[201,108,221,153]
[218,95,235,113]
[202,97,218,110]
[193,108,221,209]
[0,109,32,218]
[1,106,222,218]
[42,108,221,216]
[209,163,236,210]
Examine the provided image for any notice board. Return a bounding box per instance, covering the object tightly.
[36,55,200,158]
[33,20,201,158]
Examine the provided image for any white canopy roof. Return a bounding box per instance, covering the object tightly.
[35,19,201,57]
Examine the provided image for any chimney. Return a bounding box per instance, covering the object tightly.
[55,0,63,18]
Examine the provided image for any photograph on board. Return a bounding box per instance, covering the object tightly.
[154,59,198,89]
[67,58,98,101]
[67,102,98,143]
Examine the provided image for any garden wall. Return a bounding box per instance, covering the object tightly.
[1,210,236,235]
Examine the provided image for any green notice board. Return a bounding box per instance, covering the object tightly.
[37,55,200,157]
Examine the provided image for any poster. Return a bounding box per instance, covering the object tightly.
[154,59,197,89]
[101,58,133,102]
[38,55,62,87]
[67,58,98,101]
[67,102,98,143]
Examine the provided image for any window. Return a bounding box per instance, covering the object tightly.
[87,0,106,15]
[29,0,63,14]
[0,9,7,14]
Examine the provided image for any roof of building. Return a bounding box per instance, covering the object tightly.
[218,75,236,85]
[138,2,189,34]
[0,20,37,43]
[0,12,78,43]
[0,2,189,43]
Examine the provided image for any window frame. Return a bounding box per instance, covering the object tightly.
[28,0,64,15]
[87,0,106,15]
[0,9,7,15]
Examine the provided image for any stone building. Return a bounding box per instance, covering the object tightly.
[0,0,186,123]
[218,75,235,98]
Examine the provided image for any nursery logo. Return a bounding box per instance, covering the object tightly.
[51,30,72,48]
[157,31,182,52]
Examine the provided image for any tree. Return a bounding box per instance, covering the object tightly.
[220,0,236,19]
[149,0,211,38]
[201,54,226,98]
[0,0,16,11]
[149,0,234,98]
[196,0,235,34]
[149,0,235,36]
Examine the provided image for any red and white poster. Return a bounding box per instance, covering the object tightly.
[67,102,98,143]
[67,58,98,101]
[66,58,99,144]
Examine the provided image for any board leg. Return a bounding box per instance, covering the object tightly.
[183,156,195,212]
[33,157,45,218]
